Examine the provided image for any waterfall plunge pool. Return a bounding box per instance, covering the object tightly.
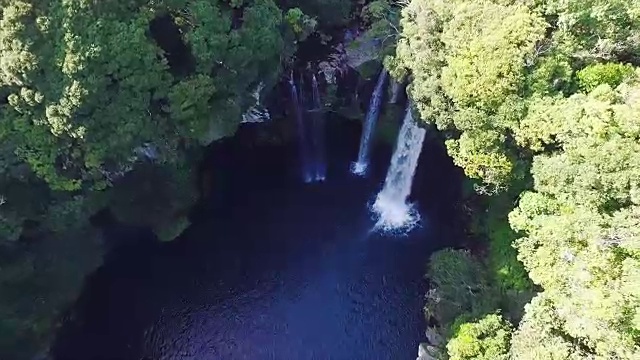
[52,115,464,360]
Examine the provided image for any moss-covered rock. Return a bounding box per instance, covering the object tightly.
[355,59,383,81]
[333,104,364,121]
[376,104,404,146]
[106,162,198,242]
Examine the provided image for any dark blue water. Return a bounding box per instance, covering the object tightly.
[53,119,462,360]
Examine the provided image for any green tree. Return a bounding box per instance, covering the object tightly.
[509,82,640,359]
[391,0,546,189]
[577,62,636,92]
[0,0,287,241]
[447,314,512,360]
[544,0,640,62]
[359,0,401,54]
[439,1,545,112]
[171,0,285,144]
[510,293,590,360]
[280,0,351,28]
[1,0,172,191]
[285,8,317,41]
[425,249,498,331]
[0,1,293,358]
[394,0,640,358]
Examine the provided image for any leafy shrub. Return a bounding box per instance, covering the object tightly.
[425,249,499,329]
[577,63,635,92]
[447,314,512,360]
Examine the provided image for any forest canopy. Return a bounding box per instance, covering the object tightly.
[0,0,303,357]
[0,0,362,356]
[1,0,639,358]
[390,0,640,358]
[0,0,289,242]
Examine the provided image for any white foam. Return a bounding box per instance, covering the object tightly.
[371,104,425,232]
[350,161,368,176]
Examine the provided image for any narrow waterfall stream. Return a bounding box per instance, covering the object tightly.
[310,74,327,181]
[289,75,313,183]
[291,71,327,183]
[373,105,426,232]
[351,70,388,176]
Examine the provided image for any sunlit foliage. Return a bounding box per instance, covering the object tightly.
[0,0,287,241]
[399,0,640,358]
[447,314,512,360]
[0,1,293,357]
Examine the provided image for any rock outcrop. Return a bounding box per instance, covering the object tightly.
[417,343,439,360]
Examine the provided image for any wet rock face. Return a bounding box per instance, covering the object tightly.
[415,326,446,359]
[241,107,271,123]
[424,326,444,346]
[417,343,439,360]
[344,39,383,69]
[293,27,383,85]
[258,25,389,130]
[318,60,338,84]
[319,39,382,84]
[242,83,271,124]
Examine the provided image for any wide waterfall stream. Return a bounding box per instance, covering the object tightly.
[52,88,463,360]
[373,105,427,232]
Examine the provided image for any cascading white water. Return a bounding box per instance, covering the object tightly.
[372,105,426,231]
[310,74,326,181]
[289,74,312,183]
[351,70,388,176]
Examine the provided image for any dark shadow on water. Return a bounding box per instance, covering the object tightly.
[52,116,462,360]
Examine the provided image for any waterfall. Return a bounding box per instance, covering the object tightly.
[298,74,306,107]
[310,74,326,181]
[351,70,388,175]
[311,74,321,109]
[289,70,326,184]
[289,74,312,183]
[372,105,426,231]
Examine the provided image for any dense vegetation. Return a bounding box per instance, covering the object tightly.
[0,0,290,242]
[2,0,639,358]
[0,0,348,357]
[389,0,640,358]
